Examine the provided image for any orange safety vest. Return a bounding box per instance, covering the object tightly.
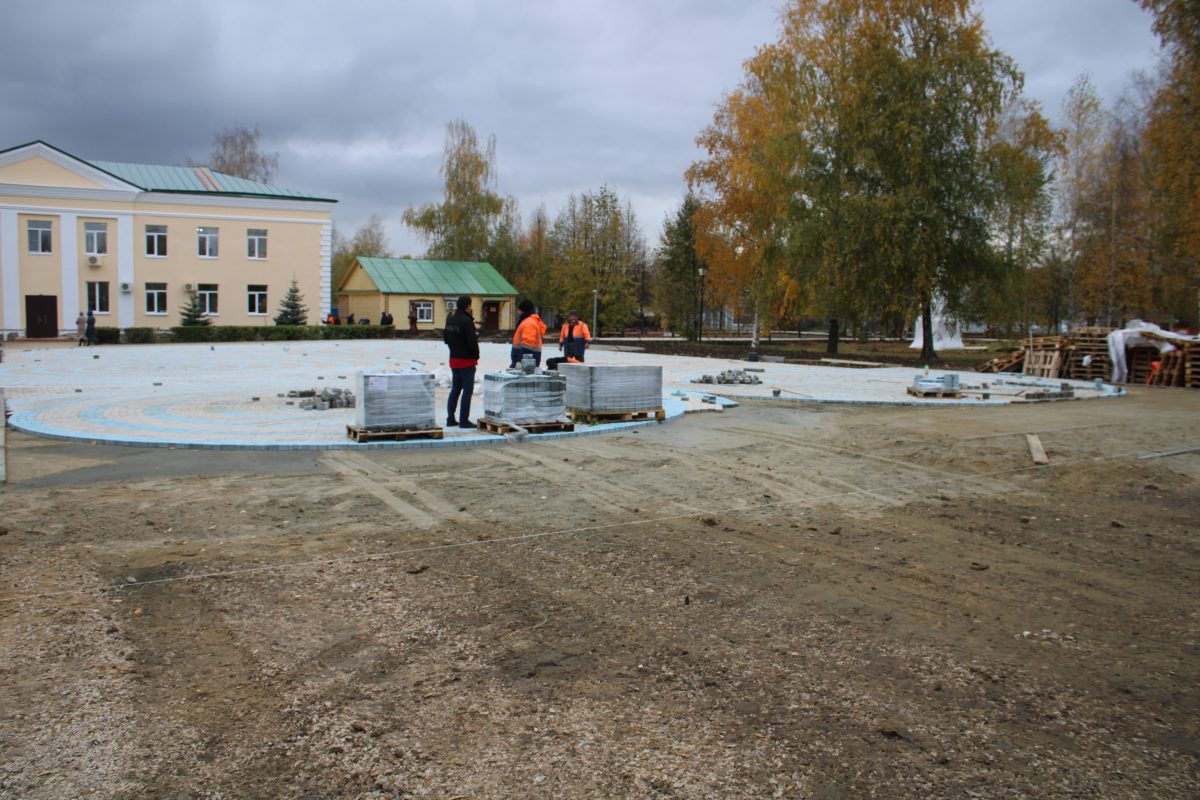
[512,314,547,349]
[559,320,591,343]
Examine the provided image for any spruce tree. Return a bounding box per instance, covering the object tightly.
[274,279,308,325]
[179,289,212,326]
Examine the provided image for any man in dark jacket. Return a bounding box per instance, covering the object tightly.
[442,295,480,428]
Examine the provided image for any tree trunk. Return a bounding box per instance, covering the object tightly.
[826,318,839,355]
[920,295,936,363]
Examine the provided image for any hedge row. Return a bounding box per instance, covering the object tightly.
[87,326,396,344]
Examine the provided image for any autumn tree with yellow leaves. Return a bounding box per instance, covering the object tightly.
[690,0,1056,358]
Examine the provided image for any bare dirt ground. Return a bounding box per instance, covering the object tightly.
[2,389,1199,799]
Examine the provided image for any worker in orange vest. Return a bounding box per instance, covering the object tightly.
[559,309,592,362]
[510,299,547,368]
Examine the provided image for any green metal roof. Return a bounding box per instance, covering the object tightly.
[91,160,335,202]
[0,140,336,202]
[357,258,518,296]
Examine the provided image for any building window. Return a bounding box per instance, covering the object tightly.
[444,297,458,313]
[247,284,268,315]
[413,300,434,323]
[86,281,110,314]
[28,220,52,254]
[146,225,168,257]
[198,283,219,315]
[197,226,219,258]
[145,283,167,314]
[84,222,108,256]
[247,228,267,259]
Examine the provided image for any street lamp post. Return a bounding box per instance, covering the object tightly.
[697,266,707,343]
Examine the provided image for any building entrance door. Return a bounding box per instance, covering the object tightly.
[481,301,500,332]
[25,295,58,338]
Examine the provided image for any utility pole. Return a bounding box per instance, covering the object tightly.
[592,289,599,338]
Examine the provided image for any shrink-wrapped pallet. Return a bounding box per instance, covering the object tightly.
[482,371,567,425]
[560,364,662,412]
[355,371,437,430]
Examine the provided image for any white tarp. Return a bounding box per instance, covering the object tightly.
[910,297,964,351]
[1106,320,1198,383]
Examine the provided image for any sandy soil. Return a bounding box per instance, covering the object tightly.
[2,388,1198,799]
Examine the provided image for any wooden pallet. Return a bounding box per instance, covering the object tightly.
[568,407,666,424]
[979,349,1024,374]
[905,386,962,399]
[346,425,444,443]
[1152,349,1185,387]
[1023,345,1062,378]
[475,417,575,435]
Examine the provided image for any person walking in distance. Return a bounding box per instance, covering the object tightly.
[85,310,97,346]
[558,309,592,362]
[509,299,546,368]
[442,295,480,429]
[75,312,86,346]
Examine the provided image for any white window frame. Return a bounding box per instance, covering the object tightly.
[247,228,268,259]
[198,283,219,315]
[86,281,110,314]
[247,284,268,315]
[444,297,458,313]
[28,220,52,254]
[145,283,167,315]
[414,300,434,323]
[84,222,108,256]
[146,224,168,257]
[197,226,219,259]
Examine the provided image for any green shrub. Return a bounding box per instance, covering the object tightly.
[122,327,158,344]
[94,326,121,344]
[170,326,214,343]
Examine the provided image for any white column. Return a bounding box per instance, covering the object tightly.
[0,210,19,334]
[117,214,134,326]
[59,212,79,331]
[319,222,332,320]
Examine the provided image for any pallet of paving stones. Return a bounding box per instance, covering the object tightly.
[475,417,574,435]
[345,424,444,443]
[568,407,666,424]
[905,386,962,399]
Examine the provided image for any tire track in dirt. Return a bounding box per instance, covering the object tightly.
[321,451,446,528]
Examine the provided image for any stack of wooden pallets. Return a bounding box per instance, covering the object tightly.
[1060,328,1113,381]
[1128,346,1160,384]
[1186,343,1200,388]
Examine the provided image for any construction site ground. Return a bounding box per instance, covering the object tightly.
[2,383,1198,798]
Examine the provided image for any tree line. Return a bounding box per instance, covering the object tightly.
[213,0,1198,353]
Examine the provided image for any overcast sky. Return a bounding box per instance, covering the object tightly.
[1,0,1161,258]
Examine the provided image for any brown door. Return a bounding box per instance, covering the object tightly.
[482,302,500,332]
[25,295,58,338]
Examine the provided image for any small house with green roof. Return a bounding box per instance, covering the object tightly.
[336,257,518,332]
[0,140,335,336]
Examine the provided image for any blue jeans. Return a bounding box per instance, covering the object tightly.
[448,365,475,423]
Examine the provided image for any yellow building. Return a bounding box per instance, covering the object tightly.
[336,257,518,332]
[0,140,336,336]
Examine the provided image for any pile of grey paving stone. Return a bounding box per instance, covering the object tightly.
[288,387,356,410]
[690,369,762,385]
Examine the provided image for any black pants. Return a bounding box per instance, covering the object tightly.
[448,365,475,423]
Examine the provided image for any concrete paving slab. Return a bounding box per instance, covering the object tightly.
[0,340,1122,449]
